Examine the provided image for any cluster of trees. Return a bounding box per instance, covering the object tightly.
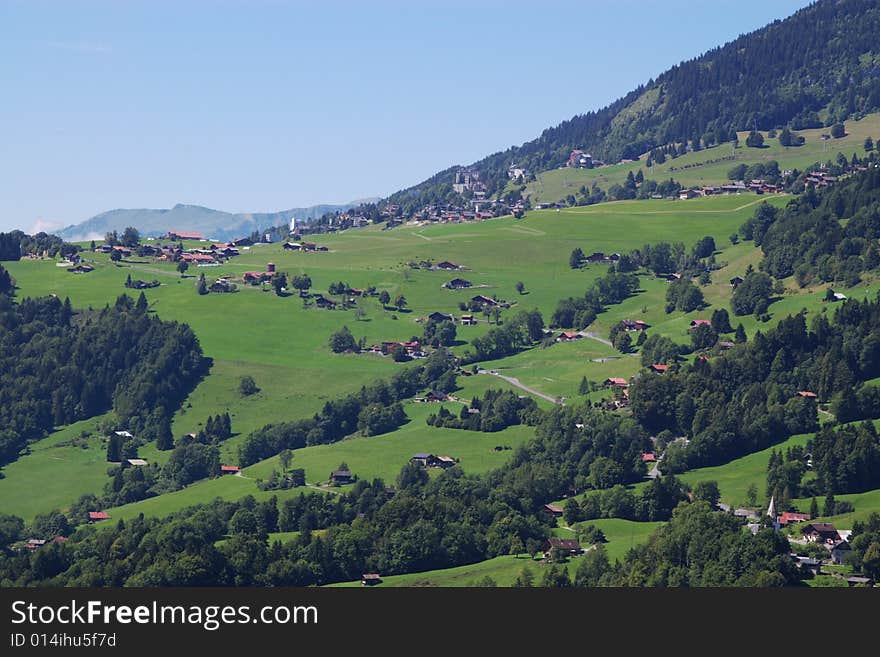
[665,278,705,313]
[0,231,80,261]
[629,308,868,472]
[730,270,775,316]
[194,413,233,445]
[328,325,358,353]
[0,292,206,467]
[564,475,690,523]
[728,160,781,183]
[102,227,141,248]
[426,390,539,432]
[0,264,13,295]
[238,349,458,466]
[610,502,799,586]
[551,271,639,329]
[423,318,457,347]
[1,394,811,587]
[639,334,683,366]
[744,169,880,288]
[465,309,544,362]
[811,421,880,495]
[849,513,880,580]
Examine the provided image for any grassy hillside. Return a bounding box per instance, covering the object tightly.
[327,518,662,587]
[524,112,880,205]
[4,191,880,546]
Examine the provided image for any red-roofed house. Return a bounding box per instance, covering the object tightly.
[604,377,629,387]
[778,511,811,526]
[642,452,657,462]
[220,465,240,475]
[689,319,712,329]
[181,253,216,264]
[797,391,817,398]
[88,511,110,522]
[649,364,669,373]
[166,231,204,240]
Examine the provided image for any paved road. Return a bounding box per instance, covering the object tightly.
[479,371,562,405]
[581,331,613,347]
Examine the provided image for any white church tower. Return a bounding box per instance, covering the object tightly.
[289,216,296,234]
[767,495,780,531]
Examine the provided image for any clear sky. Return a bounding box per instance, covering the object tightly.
[0,0,813,232]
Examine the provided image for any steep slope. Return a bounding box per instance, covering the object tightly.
[387,0,880,211]
[57,199,378,242]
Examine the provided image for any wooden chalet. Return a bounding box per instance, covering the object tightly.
[542,538,583,559]
[329,470,353,485]
[542,503,564,518]
[361,573,382,586]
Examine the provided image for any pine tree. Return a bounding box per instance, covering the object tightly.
[734,324,747,343]
[197,273,207,295]
[106,435,122,462]
[809,496,819,518]
[125,273,132,288]
[135,292,148,313]
[578,376,590,395]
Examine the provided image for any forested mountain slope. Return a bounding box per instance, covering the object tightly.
[388,0,880,210]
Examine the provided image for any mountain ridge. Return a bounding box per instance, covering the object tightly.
[385,0,880,213]
[57,199,379,242]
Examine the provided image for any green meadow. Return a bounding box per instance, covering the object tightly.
[328,517,662,587]
[3,189,880,559]
[524,112,880,204]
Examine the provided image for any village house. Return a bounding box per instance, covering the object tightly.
[25,539,47,550]
[679,188,700,200]
[427,311,454,323]
[125,458,148,467]
[329,470,353,485]
[557,331,582,342]
[460,314,477,326]
[209,278,236,293]
[802,523,841,544]
[797,391,817,399]
[470,294,499,308]
[67,264,94,274]
[830,540,852,564]
[649,363,669,374]
[622,319,649,331]
[435,455,457,469]
[410,453,437,468]
[846,576,875,587]
[542,503,564,519]
[567,150,593,168]
[604,377,629,388]
[689,319,712,329]
[777,511,811,526]
[642,452,657,463]
[220,465,240,475]
[314,295,337,309]
[164,231,205,241]
[730,276,744,288]
[443,278,472,289]
[791,555,821,576]
[88,511,110,522]
[436,261,462,271]
[543,538,583,559]
[361,573,382,586]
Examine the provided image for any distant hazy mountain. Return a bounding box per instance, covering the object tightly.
[57,199,379,242]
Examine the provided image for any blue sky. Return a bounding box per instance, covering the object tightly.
[0,0,813,232]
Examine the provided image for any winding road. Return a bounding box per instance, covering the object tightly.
[479,370,563,405]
